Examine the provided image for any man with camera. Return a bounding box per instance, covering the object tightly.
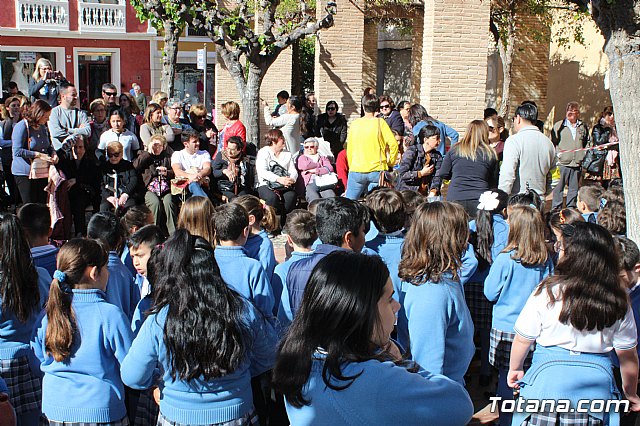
[48,82,92,151]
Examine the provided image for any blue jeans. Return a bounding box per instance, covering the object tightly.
[345,171,381,200]
[188,181,208,198]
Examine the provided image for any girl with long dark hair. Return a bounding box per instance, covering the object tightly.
[509,223,640,425]
[273,251,473,425]
[0,213,50,425]
[121,229,277,425]
[32,238,133,425]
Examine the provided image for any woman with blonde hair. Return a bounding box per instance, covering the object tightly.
[140,103,174,149]
[28,58,66,107]
[176,196,216,245]
[434,119,499,216]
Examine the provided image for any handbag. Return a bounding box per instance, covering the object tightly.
[24,121,51,179]
[148,176,170,197]
[582,148,607,175]
[376,118,393,188]
[314,172,338,191]
[267,160,289,190]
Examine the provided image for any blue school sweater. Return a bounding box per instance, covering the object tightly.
[121,302,277,425]
[365,233,404,298]
[484,250,553,332]
[582,212,598,223]
[105,252,140,321]
[402,274,475,385]
[214,246,275,322]
[0,267,50,360]
[468,215,509,282]
[31,245,59,277]
[274,251,314,331]
[244,230,277,281]
[120,246,137,278]
[0,375,6,394]
[32,289,133,423]
[285,356,474,426]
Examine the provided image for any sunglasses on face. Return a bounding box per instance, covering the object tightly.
[327,107,336,111]
[304,145,317,149]
[488,126,496,131]
[380,104,391,109]
[107,152,121,158]
[104,92,117,97]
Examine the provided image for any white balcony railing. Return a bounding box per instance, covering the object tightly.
[78,1,126,33]
[16,0,69,31]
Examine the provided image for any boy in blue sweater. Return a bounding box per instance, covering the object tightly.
[18,203,59,276]
[213,203,275,323]
[274,209,316,330]
[88,212,140,321]
[577,184,604,223]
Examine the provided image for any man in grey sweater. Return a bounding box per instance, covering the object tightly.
[48,82,91,151]
[498,103,556,197]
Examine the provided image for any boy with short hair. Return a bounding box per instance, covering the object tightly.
[274,209,317,329]
[213,203,275,322]
[576,185,604,223]
[87,212,140,320]
[18,203,59,276]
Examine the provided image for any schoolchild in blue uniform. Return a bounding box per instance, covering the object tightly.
[233,195,278,281]
[32,239,133,425]
[398,201,476,385]
[17,203,59,276]
[273,251,474,426]
[484,205,553,425]
[88,212,140,321]
[0,213,49,425]
[213,203,275,322]
[119,205,155,278]
[122,230,277,426]
[467,189,509,386]
[0,374,16,425]
[274,209,316,331]
[509,223,640,425]
[577,184,604,224]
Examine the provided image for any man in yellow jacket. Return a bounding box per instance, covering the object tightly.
[345,94,399,199]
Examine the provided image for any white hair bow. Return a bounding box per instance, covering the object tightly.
[477,191,500,211]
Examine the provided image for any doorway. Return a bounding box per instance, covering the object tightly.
[78,54,112,110]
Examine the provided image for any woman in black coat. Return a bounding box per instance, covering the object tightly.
[100,140,141,213]
[314,100,347,158]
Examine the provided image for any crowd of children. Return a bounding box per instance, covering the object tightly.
[0,174,638,426]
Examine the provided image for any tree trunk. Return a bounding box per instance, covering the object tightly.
[605,36,640,241]
[161,21,180,97]
[498,27,515,120]
[241,64,266,149]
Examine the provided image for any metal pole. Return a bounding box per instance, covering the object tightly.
[203,43,208,113]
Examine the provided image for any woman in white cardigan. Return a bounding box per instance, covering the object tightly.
[256,129,298,224]
[263,96,303,154]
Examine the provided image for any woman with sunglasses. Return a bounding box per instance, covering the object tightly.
[297,137,336,202]
[313,100,347,158]
[100,141,141,213]
[378,95,404,136]
[485,115,506,162]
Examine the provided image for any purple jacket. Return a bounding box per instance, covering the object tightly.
[296,154,334,187]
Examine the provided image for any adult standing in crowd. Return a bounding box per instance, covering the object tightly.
[485,115,506,162]
[212,136,253,201]
[56,135,100,236]
[590,106,620,187]
[218,101,246,151]
[499,103,555,197]
[88,99,108,154]
[132,83,147,113]
[28,58,65,107]
[189,104,218,157]
[397,100,413,136]
[48,82,91,151]
[1,96,23,205]
[551,102,589,210]
[12,100,58,204]
[134,134,177,234]
[314,100,347,158]
[152,91,168,110]
[297,137,336,202]
[302,92,317,139]
[140,103,174,150]
[379,95,404,136]
[434,120,499,217]
[119,93,142,136]
[263,96,303,154]
[345,94,398,200]
[410,104,459,156]
[101,83,118,109]
[256,129,298,220]
[165,98,192,151]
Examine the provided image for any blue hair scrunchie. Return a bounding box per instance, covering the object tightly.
[53,270,66,282]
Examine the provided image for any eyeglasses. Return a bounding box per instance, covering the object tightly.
[93,108,106,113]
[304,145,317,149]
[488,125,496,131]
[327,107,337,111]
[107,152,121,158]
[104,92,117,97]
[380,104,391,109]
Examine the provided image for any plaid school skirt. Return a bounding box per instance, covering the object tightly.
[464,281,493,330]
[0,355,42,415]
[126,387,159,426]
[46,417,129,426]
[519,411,602,426]
[489,328,534,370]
[156,410,259,426]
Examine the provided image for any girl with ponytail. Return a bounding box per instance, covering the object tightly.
[0,213,51,425]
[32,238,134,426]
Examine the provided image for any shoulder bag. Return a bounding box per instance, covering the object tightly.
[267,159,289,190]
[24,120,51,179]
[376,118,393,188]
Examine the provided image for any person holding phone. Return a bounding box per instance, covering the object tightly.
[28,58,66,107]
